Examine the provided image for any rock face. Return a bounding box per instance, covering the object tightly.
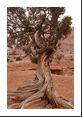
[60,27,74,58]
[52,27,74,63]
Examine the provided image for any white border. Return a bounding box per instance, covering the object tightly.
[0,0,81,116]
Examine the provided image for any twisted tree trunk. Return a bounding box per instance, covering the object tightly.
[8,50,73,109]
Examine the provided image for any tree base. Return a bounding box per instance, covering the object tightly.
[8,78,73,109]
[7,52,73,109]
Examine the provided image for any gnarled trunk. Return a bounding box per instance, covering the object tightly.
[8,50,73,109]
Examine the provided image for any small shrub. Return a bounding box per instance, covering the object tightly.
[15,56,22,61]
[7,58,9,62]
[30,56,38,64]
[9,59,14,62]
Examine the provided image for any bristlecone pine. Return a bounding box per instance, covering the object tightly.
[7,7,74,109]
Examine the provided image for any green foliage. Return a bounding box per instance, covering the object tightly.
[7,7,72,61]
[60,16,72,38]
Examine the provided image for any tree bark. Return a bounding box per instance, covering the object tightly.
[8,50,73,109]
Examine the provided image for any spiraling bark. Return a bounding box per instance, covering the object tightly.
[8,50,73,109]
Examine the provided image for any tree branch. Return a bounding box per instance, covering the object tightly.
[34,30,41,48]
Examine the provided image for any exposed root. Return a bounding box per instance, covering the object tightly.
[8,79,73,109]
[20,83,47,108]
[57,96,74,108]
[7,51,73,109]
[8,103,21,109]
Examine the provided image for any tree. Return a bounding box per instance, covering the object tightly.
[7,7,73,109]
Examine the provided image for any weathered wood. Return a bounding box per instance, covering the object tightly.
[7,51,73,109]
